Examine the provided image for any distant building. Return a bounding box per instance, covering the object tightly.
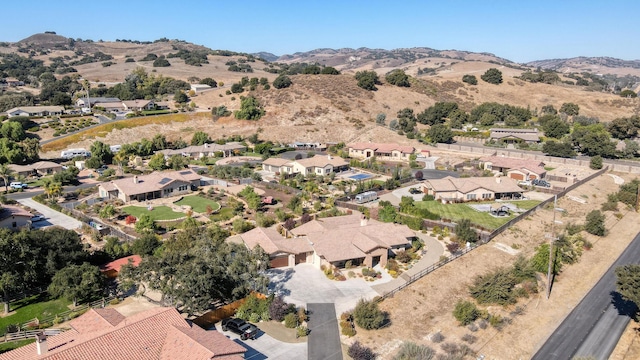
[489,128,540,144]
[262,155,348,176]
[480,156,546,181]
[9,161,63,178]
[190,84,211,93]
[3,78,25,87]
[347,142,415,162]
[6,106,65,118]
[75,97,121,108]
[100,255,142,278]
[157,142,246,159]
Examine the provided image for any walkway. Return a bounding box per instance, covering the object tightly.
[371,233,445,296]
[308,303,343,360]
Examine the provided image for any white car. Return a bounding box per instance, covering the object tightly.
[31,214,45,222]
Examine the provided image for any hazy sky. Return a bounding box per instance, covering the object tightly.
[3,0,638,63]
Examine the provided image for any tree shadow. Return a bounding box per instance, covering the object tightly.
[610,291,638,320]
[266,268,294,297]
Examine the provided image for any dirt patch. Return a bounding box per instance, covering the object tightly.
[352,172,640,359]
[257,320,307,344]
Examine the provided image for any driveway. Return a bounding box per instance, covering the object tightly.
[213,323,307,360]
[18,198,83,230]
[268,264,389,316]
[308,303,342,360]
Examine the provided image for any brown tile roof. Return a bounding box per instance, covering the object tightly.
[480,156,546,176]
[425,176,524,194]
[347,142,415,154]
[0,307,245,360]
[0,205,32,222]
[294,155,348,168]
[240,227,313,255]
[9,161,62,174]
[489,128,540,142]
[100,169,200,197]
[158,143,246,157]
[262,157,291,167]
[100,255,142,274]
[123,99,151,108]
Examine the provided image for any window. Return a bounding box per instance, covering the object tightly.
[466,194,477,200]
[482,193,492,199]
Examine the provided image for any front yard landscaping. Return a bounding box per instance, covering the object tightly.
[175,195,221,214]
[122,205,184,221]
[414,199,541,230]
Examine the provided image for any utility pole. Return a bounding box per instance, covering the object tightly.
[546,194,558,299]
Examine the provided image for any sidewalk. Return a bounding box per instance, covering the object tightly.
[371,232,444,296]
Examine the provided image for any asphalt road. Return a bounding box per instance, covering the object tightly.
[531,232,640,360]
[6,183,96,200]
[308,303,343,360]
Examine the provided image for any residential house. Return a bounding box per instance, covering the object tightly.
[261,155,348,176]
[190,84,211,93]
[75,97,121,108]
[232,227,314,268]
[9,161,63,178]
[0,205,32,231]
[100,255,142,279]
[157,142,246,159]
[422,176,525,203]
[290,214,416,269]
[0,307,246,360]
[4,78,25,87]
[347,142,415,162]
[489,128,540,144]
[480,156,546,181]
[98,169,201,203]
[6,106,65,118]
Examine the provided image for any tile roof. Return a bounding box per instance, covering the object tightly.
[0,307,246,360]
[9,161,62,173]
[6,106,65,114]
[99,169,200,197]
[158,142,246,157]
[489,128,540,142]
[240,227,313,255]
[347,142,415,154]
[425,176,524,194]
[262,157,291,167]
[480,156,546,176]
[123,100,151,108]
[99,255,142,274]
[0,205,32,222]
[294,155,348,168]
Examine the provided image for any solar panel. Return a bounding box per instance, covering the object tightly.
[159,177,172,185]
[179,171,192,175]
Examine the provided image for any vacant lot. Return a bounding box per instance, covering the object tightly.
[414,199,541,230]
[175,195,221,214]
[122,205,184,221]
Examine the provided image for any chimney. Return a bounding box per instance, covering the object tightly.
[495,176,501,184]
[133,175,138,184]
[327,154,332,160]
[35,332,47,355]
[360,216,368,227]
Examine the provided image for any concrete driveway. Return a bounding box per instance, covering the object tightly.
[268,264,389,316]
[212,323,307,360]
[18,198,83,230]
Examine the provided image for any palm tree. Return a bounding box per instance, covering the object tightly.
[42,178,62,200]
[0,164,14,193]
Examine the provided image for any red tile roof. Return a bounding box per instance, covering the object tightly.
[100,255,142,274]
[0,307,246,360]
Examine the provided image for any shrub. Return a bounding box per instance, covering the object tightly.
[297,306,307,323]
[589,155,603,170]
[392,342,435,360]
[489,314,504,329]
[452,300,480,325]
[269,296,293,322]
[341,320,356,336]
[296,325,309,338]
[395,250,412,263]
[446,242,460,253]
[478,319,488,329]
[585,210,605,236]
[348,341,377,360]
[469,267,521,305]
[353,299,385,330]
[284,313,298,328]
[462,74,478,85]
[461,333,477,344]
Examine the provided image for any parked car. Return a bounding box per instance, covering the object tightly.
[10,182,27,189]
[409,187,422,194]
[31,214,45,222]
[221,318,258,340]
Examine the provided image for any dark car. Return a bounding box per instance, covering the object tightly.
[221,318,258,340]
[409,187,422,194]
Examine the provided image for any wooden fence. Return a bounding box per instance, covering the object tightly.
[3,329,64,343]
[192,293,267,329]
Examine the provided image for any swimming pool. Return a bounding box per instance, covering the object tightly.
[350,173,373,180]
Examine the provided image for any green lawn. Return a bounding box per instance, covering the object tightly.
[0,339,35,354]
[175,196,221,214]
[209,207,234,222]
[122,205,184,221]
[0,293,71,336]
[414,199,541,230]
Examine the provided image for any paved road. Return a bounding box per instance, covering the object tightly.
[213,323,307,360]
[308,303,342,360]
[17,198,82,230]
[6,183,97,201]
[531,232,640,360]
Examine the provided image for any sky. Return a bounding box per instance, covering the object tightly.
[3,0,639,63]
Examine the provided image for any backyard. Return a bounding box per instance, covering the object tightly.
[174,195,221,214]
[122,205,184,221]
[0,293,71,336]
[414,199,541,230]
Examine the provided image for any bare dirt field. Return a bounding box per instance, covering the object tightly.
[352,172,640,360]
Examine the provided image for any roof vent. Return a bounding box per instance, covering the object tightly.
[35,332,47,355]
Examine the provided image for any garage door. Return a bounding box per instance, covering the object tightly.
[295,253,307,264]
[510,173,524,181]
[269,256,289,268]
